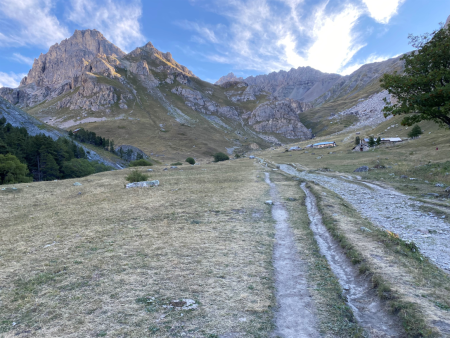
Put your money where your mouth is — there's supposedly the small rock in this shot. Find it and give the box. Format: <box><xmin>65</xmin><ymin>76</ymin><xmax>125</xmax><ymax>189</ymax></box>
<box><xmin>147</xmin><ymin>169</ymin><xmax>153</xmax><ymax>172</ymax></box>
<box><xmin>287</xmin><ymin>197</ymin><xmax>297</xmax><ymax>201</ymax></box>
<box><xmin>435</xmin><ymin>183</ymin><xmax>445</xmax><ymax>187</ymax></box>
<box><xmin>360</xmin><ymin>227</ymin><xmax>372</xmax><ymax>233</ymax></box>
<box><xmin>170</xmin><ymin>166</ymin><xmax>178</xmax><ymax>169</ymax></box>
<box><xmin>73</xmin><ymin>182</ymin><xmax>82</xmax><ymax>186</ymax></box>
<box><xmin>400</xmin><ymin>175</ymin><xmax>408</xmax><ymax>179</ymax></box>
<box><xmin>265</xmin><ymin>200</ymin><xmax>274</xmax><ymax>205</ymax></box>
<box><xmin>444</xmin><ymin>187</ymin><xmax>450</xmax><ymax>192</ymax></box>
<box><xmin>249</xmin><ymin>155</ymin><xmax>255</xmax><ymax>159</ymax></box>
<box><xmin>163</xmin><ymin>168</ymin><xmax>168</xmax><ymax>171</ymax></box>
<box><xmin>126</xmin><ymin>180</ymin><xmax>160</xmax><ymax>189</ymax></box>
<box><xmin>354</xmin><ymin>166</ymin><xmax>369</xmax><ymax>172</ymax></box>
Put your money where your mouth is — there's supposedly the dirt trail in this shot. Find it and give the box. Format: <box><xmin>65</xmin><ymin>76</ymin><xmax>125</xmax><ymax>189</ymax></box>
<box><xmin>279</xmin><ymin>164</ymin><xmax>450</xmax><ymax>273</ymax></box>
<box><xmin>301</xmin><ymin>183</ymin><xmax>402</xmax><ymax>337</ymax></box>
<box><xmin>265</xmin><ymin>173</ymin><xmax>321</xmax><ymax>338</ymax></box>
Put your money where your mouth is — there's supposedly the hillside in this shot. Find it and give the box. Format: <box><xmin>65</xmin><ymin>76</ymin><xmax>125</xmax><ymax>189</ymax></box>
<box><xmin>0</xmin><ymin>30</ymin><xmax>317</xmax><ymax>162</ymax></box>
<box><xmin>0</xmin><ymin>96</ymin><xmax>122</xmax><ymax>168</ymax></box>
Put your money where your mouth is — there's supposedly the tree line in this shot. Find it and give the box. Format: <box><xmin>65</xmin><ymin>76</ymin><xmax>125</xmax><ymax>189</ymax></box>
<box><xmin>0</xmin><ymin>117</ymin><xmax>111</xmax><ymax>185</ymax></box>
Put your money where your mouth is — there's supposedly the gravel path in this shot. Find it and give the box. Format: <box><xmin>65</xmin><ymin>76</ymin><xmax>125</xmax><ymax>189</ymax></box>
<box><xmin>279</xmin><ymin>165</ymin><xmax>450</xmax><ymax>273</ymax></box>
<box><xmin>265</xmin><ymin>173</ymin><xmax>320</xmax><ymax>338</ymax></box>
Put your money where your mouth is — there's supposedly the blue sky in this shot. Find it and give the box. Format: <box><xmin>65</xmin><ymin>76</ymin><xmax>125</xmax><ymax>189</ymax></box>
<box><xmin>0</xmin><ymin>0</ymin><xmax>449</xmax><ymax>87</ymax></box>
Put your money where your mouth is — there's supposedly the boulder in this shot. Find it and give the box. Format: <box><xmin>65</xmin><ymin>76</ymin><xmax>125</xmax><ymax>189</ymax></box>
<box><xmin>265</xmin><ymin>200</ymin><xmax>274</xmax><ymax>205</ymax></box>
<box><xmin>435</xmin><ymin>183</ymin><xmax>445</xmax><ymax>187</ymax></box>
<box><xmin>289</xmin><ymin>146</ymin><xmax>302</xmax><ymax>151</ymax></box>
<box><xmin>400</xmin><ymin>175</ymin><xmax>408</xmax><ymax>179</ymax></box>
<box><xmin>354</xmin><ymin>166</ymin><xmax>369</xmax><ymax>172</ymax></box>
<box><xmin>126</xmin><ymin>180</ymin><xmax>159</xmax><ymax>188</ymax></box>
<box><xmin>73</xmin><ymin>182</ymin><xmax>82</xmax><ymax>186</ymax></box>
<box><xmin>249</xmin><ymin>155</ymin><xmax>255</xmax><ymax>159</ymax></box>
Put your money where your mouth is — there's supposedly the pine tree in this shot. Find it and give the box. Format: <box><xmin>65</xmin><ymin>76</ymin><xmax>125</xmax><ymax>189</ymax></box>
<box><xmin>408</xmin><ymin>125</ymin><xmax>423</xmax><ymax>138</ymax></box>
<box><xmin>355</xmin><ymin>136</ymin><xmax>360</xmax><ymax>145</ymax></box>
<box><xmin>376</xmin><ymin>137</ymin><xmax>382</xmax><ymax>145</ymax></box>
<box><xmin>110</xmin><ymin>140</ymin><xmax>115</xmax><ymax>153</ymax></box>
<box><xmin>368</xmin><ymin>136</ymin><xmax>376</xmax><ymax>147</ymax></box>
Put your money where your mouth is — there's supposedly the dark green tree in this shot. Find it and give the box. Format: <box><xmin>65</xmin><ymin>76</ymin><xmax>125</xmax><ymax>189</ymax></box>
<box><xmin>376</xmin><ymin>136</ymin><xmax>382</xmax><ymax>145</ymax></box>
<box><xmin>355</xmin><ymin>136</ymin><xmax>361</xmax><ymax>145</ymax></box>
<box><xmin>0</xmin><ymin>154</ymin><xmax>32</xmax><ymax>184</ymax></box>
<box><xmin>368</xmin><ymin>136</ymin><xmax>376</xmax><ymax>148</ymax></box>
<box><xmin>213</xmin><ymin>152</ymin><xmax>229</xmax><ymax>162</ymax></box>
<box><xmin>408</xmin><ymin>124</ymin><xmax>423</xmax><ymax>138</ymax></box>
<box><xmin>110</xmin><ymin>140</ymin><xmax>115</xmax><ymax>153</ymax></box>
<box><xmin>186</xmin><ymin>157</ymin><xmax>195</xmax><ymax>165</ymax></box>
<box><xmin>61</xmin><ymin>158</ymin><xmax>95</xmax><ymax>178</ymax></box>
<box><xmin>380</xmin><ymin>24</ymin><xmax>450</xmax><ymax>128</ymax></box>
<box><xmin>40</xmin><ymin>152</ymin><xmax>60</xmax><ymax>180</ymax></box>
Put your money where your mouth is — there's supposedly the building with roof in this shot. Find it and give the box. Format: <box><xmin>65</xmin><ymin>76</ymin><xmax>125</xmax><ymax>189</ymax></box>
<box><xmin>312</xmin><ymin>141</ymin><xmax>336</xmax><ymax>149</ymax></box>
<box><xmin>381</xmin><ymin>137</ymin><xmax>402</xmax><ymax>144</ymax></box>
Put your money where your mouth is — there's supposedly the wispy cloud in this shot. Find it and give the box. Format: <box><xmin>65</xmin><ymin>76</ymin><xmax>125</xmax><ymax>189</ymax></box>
<box><xmin>11</xmin><ymin>53</ymin><xmax>35</xmax><ymax>65</ymax></box>
<box><xmin>179</xmin><ymin>0</ymin><xmax>401</xmax><ymax>75</ymax></box>
<box><xmin>362</xmin><ymin>0</ymin><xmax>405</xmax><ymax>24</ymax></box>
<box><xmin>0</xmin><ymin>72</ymin><xmax>27</xmax><ymax>88</ymax></box>
<box><xmin>0</xmin><ymin>0</ymin><xmax>69</xmax><ymax>47</ymax></box>
<box><xmin>67</xmin><ymin>0</ymin><xmax>146</xmax><ymax>52</ymax></box>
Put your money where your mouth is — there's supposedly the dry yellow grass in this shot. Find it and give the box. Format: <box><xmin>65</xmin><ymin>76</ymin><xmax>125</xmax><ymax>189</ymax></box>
<box><xmin>0</xmin><ymin>160</ymin><xmax>275</xmax><ymax>337</ymax></box>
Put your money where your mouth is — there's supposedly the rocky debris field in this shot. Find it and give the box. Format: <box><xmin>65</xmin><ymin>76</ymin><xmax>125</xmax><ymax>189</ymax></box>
<box><xmin>280</xmin><ymin>164</ymin><xmax>450</xmax><ymax>273</ymax></box>
<box><xmin>334</xmin><ymin>90</ymin><xmax>393</xmax><ymax>130</ymax></box>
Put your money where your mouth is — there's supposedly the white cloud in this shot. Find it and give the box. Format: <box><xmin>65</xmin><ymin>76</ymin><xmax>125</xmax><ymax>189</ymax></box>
<box><xmin>67</xmin><ymin>0</ymin><xmax>146</xmax><ymax>52</ymax></box>
<box><xmin>177</xmin><ymin>21</ymin><xmax>220</xmax><ymax>43</ymax></box>
<box><xmin>0</xmin><ymin>72</ymin><xmax>27</xmax><ymax>88</ymax></box>
<box><xmin>362</xmin><ymin>0</ymin><xmax>405</xmax><ymax>24</ymax></box>
<box><xmin>11</xmin><ymin>53</ymin><xmax>35</xmax><ymax>65</ymax></box>
<box><xmin>181</xmin><ymin>0</ymin><xmax>367</xmax><ymax>75</ymax></box>
<box><xmin>0</xmin><ymin>0</ymin><xmax>69</xmax><ymax>47</ymax></box>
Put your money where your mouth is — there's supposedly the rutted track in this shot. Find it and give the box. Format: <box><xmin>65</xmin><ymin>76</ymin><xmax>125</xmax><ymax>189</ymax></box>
<box><xmin>279</xmin><ymin>164</ymin><xmax>450</xmax><ymax>273</ymax></box>
<box><xmin>301</xmin><ymin>183</ymin><xmax>402</xmax><ymax>337</ymax></box>
<box><xmin>265</xmin><ymin>173</ymin><xmax>320</xmax><ymax>337</ymax></box>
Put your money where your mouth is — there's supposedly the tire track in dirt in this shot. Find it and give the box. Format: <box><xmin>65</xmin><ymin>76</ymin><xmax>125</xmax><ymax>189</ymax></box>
<box><xmin>301</xmin><ymin>183</ymin><xmax>402</xmax><ymax>337</ymax></box>
<box><xmin>265</xmin><ymin>173</ymin><xmax>321</xmax><ymax>338</ymax></box>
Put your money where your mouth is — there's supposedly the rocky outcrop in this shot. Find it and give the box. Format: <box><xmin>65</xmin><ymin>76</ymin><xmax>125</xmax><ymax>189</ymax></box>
<box><xmin>225</xmin><ymin>85</ymin><xmax>270</xmax><ymax>103</ymax></box>
<box><xmin>55</xmin><ymin>73</ymin><xmax>118</xmax><ymax>111</ymax></box>
<box><xmin>215</xmin><ymin>72</ymin><xmax>244</xmax><ymax>85</ymax></box>
<box><xmin>244</xmin><ymin>67</ymin><xmax>341</xmax><ymax>102</ymax></box>
<box><xmin>242</xmin><ymin>99</ymin><xmax>312</xmax><ymax>139</ymax></box>
<box><xmin>22</xmin><ymin>29</ymin><xmax>124</xmax><ymax>87</ymax></box>
<box><xmin>171</xmin><ymin>86</ymin><xmax>240</xmax><ymax>120</ymax></box>
<box><xmin>129</xmin><ymin>60</ymin><xmax>159</xmax><ymax>89</ymax></box>
<box><xmin>128</xmin><ymin>42</ymin><xmax>194</xmax><ymax>76</ymax></box>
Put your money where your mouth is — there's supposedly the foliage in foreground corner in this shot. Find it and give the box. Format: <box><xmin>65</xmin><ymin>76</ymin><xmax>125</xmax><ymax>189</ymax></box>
<box><xmin>125</xmin><ymin>170</ymin><xmax>149</xmax><ymax>183</ymax></box>
<box><xmin>381</xmin><ymin>24</ymin><xmax>450</xmax><ymax>128</ymax></box>
<box><xmin>213</xmin><ymin>152</ymin><xmax>229</xmax><ymax>162</ymax></box>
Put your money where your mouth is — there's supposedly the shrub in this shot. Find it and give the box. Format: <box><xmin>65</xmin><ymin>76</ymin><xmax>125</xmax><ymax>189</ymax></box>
<box><xmin>185</xmin><ymin>157</ymin><xmax>195</xmax><ymax>165</ymax></box>
<box><xmin>408</xmin><ymin>125</ymin><xmax>423</xmax><ymax>138</ymax></box>
<box><xmin>171</xmin><ymin>162</ymin><xmax>183</xmax><ymax>166</ymax></box>
<box><xmin>234</xmin><ymin>153</ymin><xmax>241</xmax><ymax>158</ymax></box>
<box><xmin>129</xmin><ymin>159</ymin><xmax>153</xmax><ymax>167</ymax></box>
<box><xmin>125</xmin><ymin>170</ymin><xmax>149</xmax><ymax>183</ymax></box>
<box><xmin>355</xmin><ymin>136</ymin><xmax>360</xmax><ymax>145</ymax></box>
<box><xmin>213</xmin><ymin>152</ymin><xmax>229</xmax><ymax>162</ymax></box>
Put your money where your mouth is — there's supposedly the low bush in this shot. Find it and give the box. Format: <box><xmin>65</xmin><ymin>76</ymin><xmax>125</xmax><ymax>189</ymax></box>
<box><xmin>125</xmin><ymin>170</ymin><xmax>149</xmax><ymax>183</ymax></box>
<box><xmin>171</xmin><ymin>162</ymin><xmax>183</xmax><ymax>166</ymax></box>
<box><xmin>185</xmin><ymin>157</ymin><xmax>195</xmax><ymax>165</ymax></box>
<box><xmin>129</xmin><ymin>159</ymin><xmax>153</xmax><ymax>167</ymax></box>
<box><xmin>213</xmin><ymin>152</ymin><xmax>229</xmax><ymax>162</ymax></box>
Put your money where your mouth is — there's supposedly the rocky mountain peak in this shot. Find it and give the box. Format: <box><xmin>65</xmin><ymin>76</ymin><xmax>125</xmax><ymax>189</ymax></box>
<box><xmin>20</xmin><ymin>29</ymin><xmax>124</xmax><ymax>88</ymax></box>
<box><xmin>215</xmin><ymin>72</ymin><xmax>244</xmax><ymax>85</ymax></box>
<box><xmin>446</xmin><ymin>15</ymin><xmax>450</xmax><ymax>28</ymax></box>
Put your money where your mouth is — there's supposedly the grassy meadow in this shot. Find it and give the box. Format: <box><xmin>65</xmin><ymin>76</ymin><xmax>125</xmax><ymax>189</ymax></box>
<box><xmin>0</xmin><ymin>160</ymin><xmax>277</xmax><ymax>337</ymax></box>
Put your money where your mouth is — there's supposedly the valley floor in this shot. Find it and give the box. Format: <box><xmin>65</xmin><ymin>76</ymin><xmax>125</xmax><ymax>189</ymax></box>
<box><xmin>1</xmin><ymin>158</ymin><xmax>450</xmax><ymax>337</ymax></box>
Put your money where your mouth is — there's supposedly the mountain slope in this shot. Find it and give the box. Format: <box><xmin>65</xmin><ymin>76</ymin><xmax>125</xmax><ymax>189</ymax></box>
<box><xmin>0</xmin><ymin>96</ymin><xmax>121</xmax><ymax>168</ymax></box>
<box><xmin>0</xmin><ymin>30</ymin><xmax>314</xmax><ymax>161</ymax></box>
